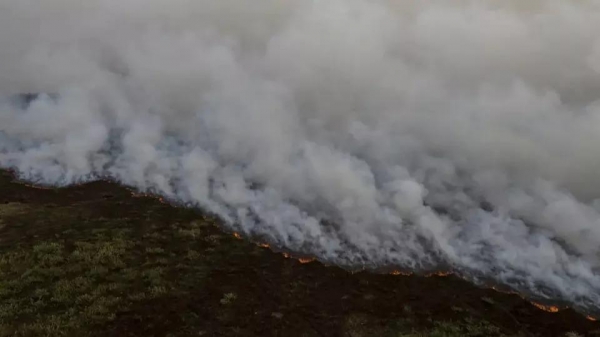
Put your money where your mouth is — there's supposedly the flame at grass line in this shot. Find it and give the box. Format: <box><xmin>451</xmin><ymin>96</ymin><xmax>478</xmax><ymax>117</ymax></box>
<box><xmin>228</xmin><ymin>229</ymin><xmax>594</xmax><ymax>319</ymax></box>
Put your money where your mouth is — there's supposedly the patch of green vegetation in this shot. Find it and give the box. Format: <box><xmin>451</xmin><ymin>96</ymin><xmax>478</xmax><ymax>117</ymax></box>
<box><xmin>344</xmin><ymin>314</ymin><xmax>383</xmax><ymax>337</ymax></box>
<box><xmin>564</xmin><ymin>332</ymin><xmax>584</xmax><ymax>337</ymax></box>
<box><xmin>0</xmin><ymin>231</ymin><xmax>177</xmax><ymax>336</ymax></box>
<box><xmin>0</xmin><ymin>202</ymin><xmax>28</xmax><ymax>217</ymax></box>
<box><xmin>0</xmin><ymin>199</ymin><xmax>219</xmax><ymax>337</ymax></box>
<box><xmin>0</xmin><ymin>203</ymin><xmax>27</xmax><ymax>231</ymax></box>
<box><xmin>220</xmin><ymin>292</ymin><xmax>238</xmax><ymax>306</ymax></box>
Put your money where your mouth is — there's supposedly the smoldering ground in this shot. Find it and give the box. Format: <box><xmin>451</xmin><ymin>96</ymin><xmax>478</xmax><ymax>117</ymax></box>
<box><xmin>1</xmin><ymin>0</ymin><xmax>600</xmax><ymax>315</ymax></box>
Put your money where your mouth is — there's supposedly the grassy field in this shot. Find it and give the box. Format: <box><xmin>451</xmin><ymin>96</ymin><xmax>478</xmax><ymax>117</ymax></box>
<box><xmin>0</xmin><ymin>170</ymin><xmax>598</xmax><ymax>337</ymax></box>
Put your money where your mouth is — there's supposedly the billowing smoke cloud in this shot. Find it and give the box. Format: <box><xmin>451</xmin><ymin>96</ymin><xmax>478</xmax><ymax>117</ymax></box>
<box><xmin>1</xmin><ymin>0</ymin><xmax>600</xmax><ymax>314</ymax></box>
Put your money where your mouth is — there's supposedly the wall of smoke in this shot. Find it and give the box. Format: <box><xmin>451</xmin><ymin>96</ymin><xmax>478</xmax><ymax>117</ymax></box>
<box><xmin>1</xmin><ymin>0</ymin><xmax>600</xmax><ymax>313</ymax></box>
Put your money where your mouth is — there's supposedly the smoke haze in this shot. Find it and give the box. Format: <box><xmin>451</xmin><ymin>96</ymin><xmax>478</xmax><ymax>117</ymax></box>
<box><xmin>1</xmin><ymin>0</ymin><xmax>600</xmax><ymax>314</ymax></box>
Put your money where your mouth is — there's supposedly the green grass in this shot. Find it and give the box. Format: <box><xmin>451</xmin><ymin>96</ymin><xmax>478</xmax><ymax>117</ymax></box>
<box><xmin>0</xmin><ymin>200</ymin><xmax>216</xmax><ymax>337</ymax></box>
<box><xmin>0</xmin><ymin>229</ymin><xmax>176</xmax><ymax>336</ymax></box>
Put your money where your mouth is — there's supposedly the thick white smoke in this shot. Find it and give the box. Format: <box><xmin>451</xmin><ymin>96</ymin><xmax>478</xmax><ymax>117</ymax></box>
<box><xmin>1</xmin><ymin>0</ymin><xmax>600</xmax><ymax>314</ymax></box>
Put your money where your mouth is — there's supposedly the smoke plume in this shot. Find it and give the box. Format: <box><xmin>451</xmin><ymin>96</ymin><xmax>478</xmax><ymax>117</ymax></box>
<box><xmin>1</xmin><ymin>0</ymin><xmax>600</xmax><ymax>314</ymax></box>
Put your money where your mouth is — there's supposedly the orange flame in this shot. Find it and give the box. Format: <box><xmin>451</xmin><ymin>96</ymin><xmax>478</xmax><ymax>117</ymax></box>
<box><xmin>389</xmin><ymin>271</ymin><xmax>578</xmax><ymax>317</ymax></box>
<box><xmin>282</xmin><ymin>252</ymin><xmax>291</xmax><ymax>258</ymax></box>
<box><xmin>298</xmin><ymin>258</ymin><xmax>316</xmax><ymax>264</ymax></box>
<box><xmin>586</xmin><ymin>315</ymin><xmax>597</xmax><ymax>321</ymax></box>
<box><xmin>258</xmin><ymin>243</ymin><xmax>270</xmax><ymax>248</ymax></box>
<box><xmin>531</xmin><ymin>302</ymin><xmax>560</xmax><ymax>313</ymax></box>
<box><xmin>426</xmin><ymin>271</ymin><xmax>453</xmax><ymax>277</ymax></box>
<box><xmin>233</xmin><ymin>232</ymin><xmax>242</xmax><ymax>239</ymax></box>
